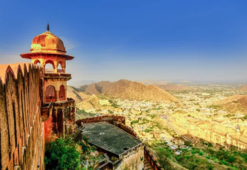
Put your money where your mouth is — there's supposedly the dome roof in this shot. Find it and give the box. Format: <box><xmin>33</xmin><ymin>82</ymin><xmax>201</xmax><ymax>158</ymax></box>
<box><xmin>30</xmin><ymin>31</ymin><xmax>66</xmax><ymax>54</ymax></box>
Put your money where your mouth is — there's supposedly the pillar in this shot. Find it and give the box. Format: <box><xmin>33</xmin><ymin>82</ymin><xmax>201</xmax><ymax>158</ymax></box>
<box><xmin>62</xmin><ymin>67</ymin><xmax>65</xmax><ymax>73</ymax></box>
<box><xmin>64</xmin><ymin>108</ymin><xmax>67</xmax><ymax>135</ymax></box>
<box><xmin>62</xmin><ymin>108</ymin><xmax>65</xmax><ymax>138</ymax></box>
<box><xmin>54</xmin><ymin>61</ymin><xmax>58</xmax><ymax>73</ymax></box>
<box><xmin>56</xmin><ymin>90</ymin><xmax>59</xmax><ymax>102</ymax></box>
<box><xmin>52</xmin><ymin>109</ymin><xmax>58</xmax><ymax>134</ymax></box>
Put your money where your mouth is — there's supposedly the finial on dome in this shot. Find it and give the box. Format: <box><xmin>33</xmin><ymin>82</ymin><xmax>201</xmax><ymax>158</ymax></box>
<box><xmin>47</xmin><ymin>22</ymin><xmax>50</xmax><ymax>31</ymax></box>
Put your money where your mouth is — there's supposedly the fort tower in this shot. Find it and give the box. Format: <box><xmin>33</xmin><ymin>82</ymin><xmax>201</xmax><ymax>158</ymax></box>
<box><xmin>20</xmin><ymin>23</ymin><xmax>76</xmax><ymax>140</ymax></box>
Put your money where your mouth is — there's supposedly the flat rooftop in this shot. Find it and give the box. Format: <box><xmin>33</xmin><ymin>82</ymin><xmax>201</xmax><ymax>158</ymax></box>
<box><xmin>81</xmin><ymin>122</ymin><xmax>142</xmax><ymax>156</ymax></box>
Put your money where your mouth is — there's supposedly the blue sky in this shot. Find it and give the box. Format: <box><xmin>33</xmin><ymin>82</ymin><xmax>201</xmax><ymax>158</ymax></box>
<box><xmin>0</xmin><ymin>0</ymin><xmax>247</xmax><ymax>85</ymax></box>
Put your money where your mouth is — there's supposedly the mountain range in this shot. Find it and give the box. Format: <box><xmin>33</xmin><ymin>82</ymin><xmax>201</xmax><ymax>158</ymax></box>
<box><xmin>77</xmin><ymin>79</ymin><xmax>179</xmax><ymax>103</ymax></box>
<box><xmin>156</xmin><ymin>84</ymin><xmax>193</xmax><ymax>91</ymax></box>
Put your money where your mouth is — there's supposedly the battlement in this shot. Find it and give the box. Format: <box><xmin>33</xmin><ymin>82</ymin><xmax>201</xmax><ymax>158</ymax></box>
<box><xmin>0</xmin><ymin>63</ymin><xmax>44</xmax><ymax>170</ymax></box>
<box><xmin>0</xmin><ymin>63</ymin><xmax>38</xmax><ymax>84</ymax></box>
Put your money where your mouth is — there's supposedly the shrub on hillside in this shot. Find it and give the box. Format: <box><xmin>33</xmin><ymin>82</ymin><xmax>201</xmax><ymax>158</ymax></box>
<box><xmin>45</xmin><ymin>137</ymin><xmax>81</xmax><ymax>170</ymax></box>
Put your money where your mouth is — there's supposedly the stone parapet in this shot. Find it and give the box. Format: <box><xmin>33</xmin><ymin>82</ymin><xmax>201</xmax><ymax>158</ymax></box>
<box><xmin>144</xmin><ymin>146</ymin><xmax>164</xmax><ymax>170</ymax></box>
<box><xmin>76</xmin><ymin>115</ymin><xmax>125</xmax><ymax>125</ymax></box>
<box><xmin>77</xmin><ymin>115</ymin><xmax>164</xmax><ymax>170</ymax></box>
<box><xmin>0</xmin><ymin>63</ymin><xmax>45</xmax><ymax>170</ymax></box>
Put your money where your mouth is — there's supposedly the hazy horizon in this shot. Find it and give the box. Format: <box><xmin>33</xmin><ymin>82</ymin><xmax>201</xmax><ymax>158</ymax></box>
<box><xmin>1</xmin><ymin>1</ymin><xmax>247</xmax><ymax>84</ymax></box>
<box><xmin>70</xmin><ymin>79</ymin><xmax>247</xmax><ymax>87</ymax></box>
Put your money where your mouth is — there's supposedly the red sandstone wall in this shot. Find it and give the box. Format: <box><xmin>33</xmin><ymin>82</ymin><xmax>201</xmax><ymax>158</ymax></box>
<box><xmin>44</xmin><ymin>116</ymin><xmax>53</xmax><ymax>141</ymax></box>
<box><xmin>0</xmin><ymin>63</ymin><xmax>44</xmax><ymax>170</ymax></box>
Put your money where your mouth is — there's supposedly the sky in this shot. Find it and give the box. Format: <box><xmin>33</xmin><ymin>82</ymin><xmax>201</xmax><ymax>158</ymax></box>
<box><xmin>0</xmin><ymin>0</ymin><xmax>247</xmax><ymax>85</ymax></box>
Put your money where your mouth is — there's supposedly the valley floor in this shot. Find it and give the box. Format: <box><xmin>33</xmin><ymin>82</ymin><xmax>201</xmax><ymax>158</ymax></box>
<box><xmin>75</xmin><ymin>84</ymin><xmax>247</xmax><ymax>169</ymax></box>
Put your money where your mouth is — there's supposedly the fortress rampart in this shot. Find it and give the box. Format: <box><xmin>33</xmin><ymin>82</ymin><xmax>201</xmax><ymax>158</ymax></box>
<box><xmin>169</xmin><ymin>116</ymin><xmax>247</xmax><ymax>150</ymax></box>
<box><xmin>144</xmin><ymin>147</ymin><xmax>164</xmax><ymax>170</ymax></box>
<box><xmin>0</xmin><ymin>63</ymin><xmax>45</xmax><ymax>170</ymax></box>
<box><xmin>76</xmin><ymin>115</ymin><xmax>126</xmax><ymax>125</ymax></box>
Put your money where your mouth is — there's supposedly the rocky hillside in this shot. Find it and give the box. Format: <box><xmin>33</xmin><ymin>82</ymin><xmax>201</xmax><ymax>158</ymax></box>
<box><xmin>79</xmin><ymin>79</ymin><xmax>179</xmax><ymax>103</ymax></box>
<box><xmin>67</xmin><ymin>86</ymin><xmax>119</xmax><ymax>111</ymax></box>
<box><xmin>213</xmin><ymin>95</ymin><xmax>247</xmax><ymax>114</ymax></box>
<box><xmin>239</xmin><ymin>85</ymin><xmax>247</xmax><ymax>91</ymax></box>
<box><xmin>67</xmin><ymin>86</ymin><xmax>90</xmax><ymax>104</ymax></box>
<box><xmin>76</xmin><ymin>94</ymin><xmax>101</xmax><ymax>110</ymax></box>
<box><xmin>156</xmin><ymin>84</ymin><xmax>193</xmax><ymax>91</ymax></box>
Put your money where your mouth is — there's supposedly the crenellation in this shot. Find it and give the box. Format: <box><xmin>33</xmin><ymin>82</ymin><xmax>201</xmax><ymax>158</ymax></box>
<box><xmin>0</xmin><ymin>63</ymin><xmax>45</xmax><ymax>170</ymax></box>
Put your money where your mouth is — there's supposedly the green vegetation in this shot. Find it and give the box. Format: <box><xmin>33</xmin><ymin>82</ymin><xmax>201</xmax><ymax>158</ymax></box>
<box><xmin>208</xmin><ymin>105</ymin><xmax>221</xmax><ymax>110</ymax></box>
<box><xmin>144</xmin><ymin>128</ymin><xmax>153</xmax><ymax>133</ymax></box>
<box><xmin>152</xmin><ymin>106</ymin><xmax>163</xmax><ymax>110</ymax></box>
<box><xmin>77</xmin><ymin>109</ymin><xmax>98</xmax><ymax>118</ymax></box>
<box><xmin>139</xmin><ymin>118</ymin><xmax>150</xmax><ymax>124</ymax></box>
<box><xmin>146</xmin><ymin>114</ymin><xmax>157</xmax><ymax>119</ymax></box>
<box><xmin>184</xmin><ymin>141</ymin><xmax>192</xmax><ymax>146</ymax></box>
<box><xmin>242</xmin><ymin>115</ymin><xmax>247</xmax><ymax>120</ymax></box>
<box><xmin>45</xmin><ymin>137</ymin><xmax>81</xmax><ymax>170</ymax></box>
<box><xmin>45</xmin><ymin>134</ymin><xmax>104</xmax><ymax>170</ymax></box>
<box><xmin>131</xmin><ymin>120</ymin><xmax>139</xmax><ymax>125</ymax></box>
<box><xmin>175</xmin><ymin>109</ymin><xmax>187</xmax><ymax>114</ymax></box>
<box><xmin>224</xmin><ymin>114</ymin><xmax>232</xmax><ymax>118</ymax></box>
<box><xmin>149</xmin><ymin>139</ymin><xmax>247</xmax><ymax>170</ymax></box>
<box><xmin>111</xmin><ymin>100</ymin><xmax>120</xmax><ymax>108</ymax></box>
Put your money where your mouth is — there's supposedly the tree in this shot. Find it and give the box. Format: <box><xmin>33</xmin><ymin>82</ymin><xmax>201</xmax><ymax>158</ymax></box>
<box><xmin>45</xmin><ymin>137</ymin><xmax>81</xmax><ymax>170</ymax></box>
<box><xmin>228</xmin><ymin>156</ymin><xmax>236</xmax><ymax>163</ymax></box>
<box><xmin>157</xmin><ymin>150</ymin><xmax>170</xmax><ymax>169</ymax></box>
<box><xmin>185</xmin><ymin>141</ymin><xmax>192</xmax><ymax>146</ymax></box>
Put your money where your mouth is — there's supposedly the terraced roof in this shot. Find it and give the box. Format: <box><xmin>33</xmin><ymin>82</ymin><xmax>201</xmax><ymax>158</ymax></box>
<box><xmin>81</xmin><ymin>122</ymin><xmax>142</xmax><ymax>156</ymax></box>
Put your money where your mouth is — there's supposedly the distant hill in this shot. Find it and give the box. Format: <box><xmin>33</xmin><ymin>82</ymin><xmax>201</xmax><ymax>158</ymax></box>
<box><xmin>140</xmin><ymin>79</ymin><xmax>169</xmax><ymax>85</ymax></box>
<box><xmin>67</xmin><ymin>86</ymin><xmax>90</xmax><ymax>104</ymax></box>
<box><xmin>79</xmin><ymin>79</ymin><xmax>179</xmax><ymax>103</ymax></box>
<box><xmin>239</xmin><ymin>85</ymin><xmax>247</xmax><ymax>91</ymax></box>
<box><xmin>76</xmin><ymin>94</ymin><xmax>101</xmax><ymax>110</ymax></box>
<box><xmin>156</xmin><ymin>84</ymin><xmax>193</xmax><ymax>91</ymax></box>
<box><xmin>213</xmin><ymin>95</ymin><xmax>247</xmax><ymax>114</ymax></box>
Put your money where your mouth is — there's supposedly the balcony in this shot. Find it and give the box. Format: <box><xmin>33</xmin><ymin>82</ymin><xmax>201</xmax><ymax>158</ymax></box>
<box><xmin>43</xmin><ymin>72</ymin><xmax>71</xmax><ymax>80</ymax></box>
<box><xmin>45</xmin><ymin>69</ymin><xmax>65</xmax><ymax>73</ymax></box>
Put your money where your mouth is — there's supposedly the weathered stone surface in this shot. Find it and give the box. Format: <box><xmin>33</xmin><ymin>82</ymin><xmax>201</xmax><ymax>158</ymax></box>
<box><xmin>0</xmin><ymin>63</ymin><xmax>45</xmax><ymax>170</ymax></box>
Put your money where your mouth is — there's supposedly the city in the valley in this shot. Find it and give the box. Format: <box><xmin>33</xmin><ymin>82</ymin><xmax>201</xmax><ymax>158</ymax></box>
<box><xmin>1</xmin><ymin>1</ymin><xmax>247</xmax><ymax>170</ymax></box>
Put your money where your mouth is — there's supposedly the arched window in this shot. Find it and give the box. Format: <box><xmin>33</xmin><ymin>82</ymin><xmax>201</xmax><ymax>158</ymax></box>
<box><xmin>59</xmin><ymin>85</ymin><xmax>65</xmax><ymax>101</ymax></box>
<box><xmin>34</xmin><ymin>60</ymin><xmax>41</xmax><ymax>66</ymax></box>
<box><xmin>46</xmin><ymin>85</ymin><xmax>56</xmax><ymax>102</ymax></box>
<box><xmin>45</xmin><ymin>60</ymin><xmax>55</xmax><ymax>73</ymax></box>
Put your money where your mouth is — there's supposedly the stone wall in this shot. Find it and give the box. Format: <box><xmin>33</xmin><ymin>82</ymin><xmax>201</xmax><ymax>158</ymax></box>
<box><xmin>0</xmin><ymin>63</ymin><xmax>44</xmax><ymax>170</ymax></box>
<box><xmin>42</xmin><ymin>98</ymin><xmax>76</xmax><ymax>141</ymax></box>
<box><xmin>169</xmin><ymin>118</ymin><xmax>247</xmax><ymax>150</ymax></box>
<box><xmin>144</xmin><ymin>147</ymin><xmax>164</xmax><ymax>170</ymax></box>
<box><xmin>113</xmin><ymin>122</ymin><xmax>164</xmax><ymax>170</ymax></box>
<box><xmin>76</xmin><ymin>115</ymin><xmax>125</xmax><ymax>125</ymax></box>
<box><xmin>115</xmin><ymin>122</ymin><xmax>139</xmax><ymax>139</ymax></box>
<box><xmin>120</xmin><ymin>145</ymin><xmax>144</xmax><ymax>170</ymax></box>
<box><xmin>77</xmin><ymin>116</ymin><xmax>162</xmax><ymax>170</ymax></box>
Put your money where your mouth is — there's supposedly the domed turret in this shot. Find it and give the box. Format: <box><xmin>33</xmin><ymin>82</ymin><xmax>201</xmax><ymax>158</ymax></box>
<box><xmin>20</xmin><ymin>23</ymin><xmax>74</xmax><ymax>60</ymax></box>
<box><xmin>30</xmin><ymin>30</ymin><xmax>66</xmax><ymax>54</ymax></box>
